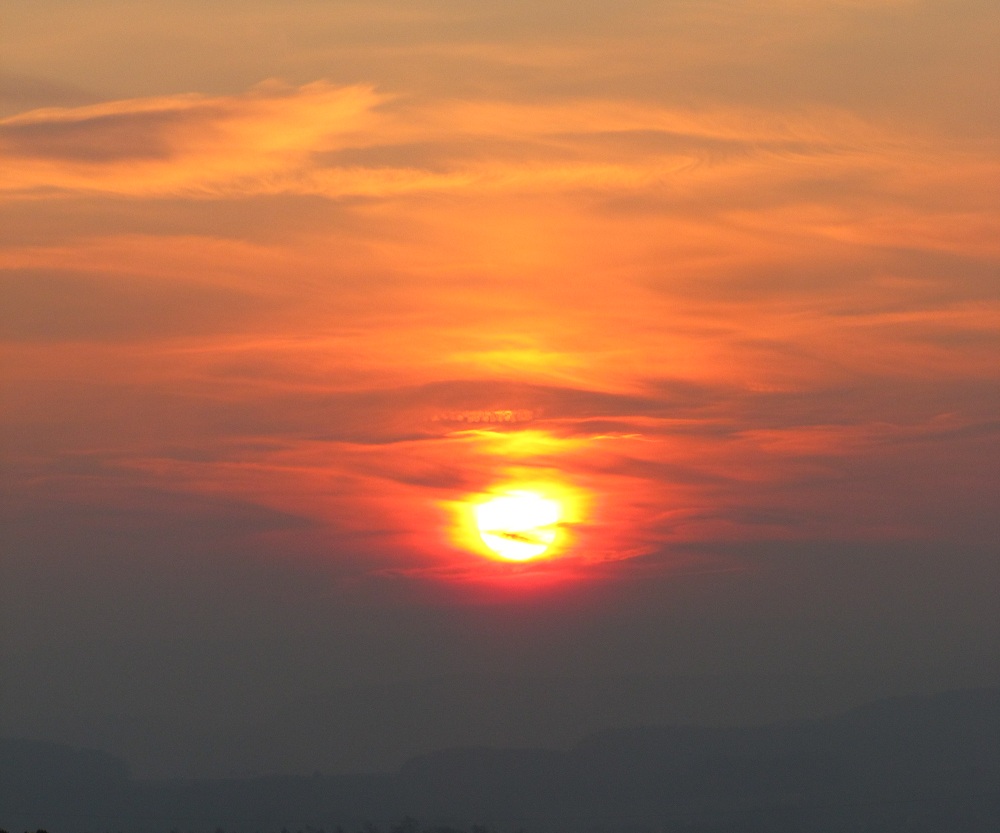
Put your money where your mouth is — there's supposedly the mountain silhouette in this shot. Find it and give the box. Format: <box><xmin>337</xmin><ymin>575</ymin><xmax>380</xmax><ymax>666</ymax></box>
<box><xmin>2</xmin><ymin>687</ymin><xmax>998</xmax><ymax>832</ymax></box>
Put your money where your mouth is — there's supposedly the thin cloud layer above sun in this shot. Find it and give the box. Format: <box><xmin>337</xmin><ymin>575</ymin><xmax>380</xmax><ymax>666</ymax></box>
<box><xmin>4</xmin><ymin>79</ymin><xmax>998</xmax><ymax>215</ymax></box>
<box><xmin>0</xmin><ymin>82</ymin><xmax>387</xmax><ymax>196</ymax></box>
<box><xmin>2</xmin><ymin>0</ymin><xmax>999</xmax><ymax>592</ymax></box>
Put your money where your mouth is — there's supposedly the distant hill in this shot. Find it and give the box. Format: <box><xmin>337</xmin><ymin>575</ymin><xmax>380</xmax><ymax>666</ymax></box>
<box><xmin>397</xmin><ymin>687</ymin><xmax>1000</xmax><ymax>831</ymax></box>
<box><xmin>10</xmin><ymin>662</ymin><xmax>964</xmax><ymax>779</ymax></box>
<box><xmin>2</xmin><ymin>687</ymin><xmax>998</xmax><ymax>832</ymax></box>
<box><xmin>0</xmin><ymin>738</ymin><xmax>131</xmax><ymax>830</ymax></box>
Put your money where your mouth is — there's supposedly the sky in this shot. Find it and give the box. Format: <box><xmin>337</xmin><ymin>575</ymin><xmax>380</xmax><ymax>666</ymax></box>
<box><xmin>2</xmin><ymin>0</ymin><xmax>999</xmax><ymax>779</ymax></box>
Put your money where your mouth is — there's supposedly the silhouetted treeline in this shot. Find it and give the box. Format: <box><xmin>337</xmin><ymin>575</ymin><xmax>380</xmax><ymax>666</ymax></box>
<box><xmin>2</xmin><ymin>688</ymin><xmax>999</xmax><ymax>832</ymax></box>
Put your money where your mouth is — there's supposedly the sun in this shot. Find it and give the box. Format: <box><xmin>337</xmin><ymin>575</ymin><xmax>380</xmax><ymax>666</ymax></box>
<box><xmin>474</xmin><ymin>490</ymin><xmax>562</xmax><ymax>561</ymax></box>
<box><xmin>449</xmin><ymin>479</ymin><xmax>584</xmax><ymax>566</ymax></box>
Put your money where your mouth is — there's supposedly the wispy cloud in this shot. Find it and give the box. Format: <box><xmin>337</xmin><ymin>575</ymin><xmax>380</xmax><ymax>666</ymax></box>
<box><xmin>5</xmin><ymin>79</ymin><xmax>994</xmax><ymax>210</ymax></box>
<box><xmin>0</xmin><ymin>82</ymin><xmax>384</xmax><ymax>196</ymax></box>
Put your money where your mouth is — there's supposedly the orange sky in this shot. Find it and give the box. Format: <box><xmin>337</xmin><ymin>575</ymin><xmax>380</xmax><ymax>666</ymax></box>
<box><xmin>1</xmin><ymin>0</ymin><xmax>999</xmax><ymax>775</ymax></box>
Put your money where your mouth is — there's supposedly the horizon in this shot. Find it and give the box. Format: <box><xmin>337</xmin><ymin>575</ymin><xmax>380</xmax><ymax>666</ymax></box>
<box><xmin>6</xmin><ymin>681</ymin><xmax>1000</xmax><ymax>776</ymax></box>
<box><xmin>4</xmin><ymin>685</ymin><xmax>1000</xmax><ymax>831</ymax></box>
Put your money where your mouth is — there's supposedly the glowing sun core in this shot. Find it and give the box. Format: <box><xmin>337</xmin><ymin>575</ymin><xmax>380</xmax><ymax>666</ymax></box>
<box><xmin>474</xmin><ymin>490</ymin><xmax>562</xmax><ymax>561</ymax></box>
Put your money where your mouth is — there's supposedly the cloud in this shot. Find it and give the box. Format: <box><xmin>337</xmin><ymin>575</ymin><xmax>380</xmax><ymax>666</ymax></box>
<box><xmin>0</xmin><ymin>268</ymin><xmax>273</xmax><ymax>341</ymax></box>
<box><xmin>4</xmin><ymin>77</ymin><xmax>992</xmax><ymax>212</ymax></box>
<box><xmin>0</xmin><ymin>81</ymin><xmax>385</xmax><ymax>196</ymax></box>
<box><xmin>0</xmin><ymin>72</ymin><xmax>97</xmax><ymax>115</ymax></box>
<box><xmin>10</xmin><ymin>366</ymin><xmax>995</xmax><ymax>574</ymax></box>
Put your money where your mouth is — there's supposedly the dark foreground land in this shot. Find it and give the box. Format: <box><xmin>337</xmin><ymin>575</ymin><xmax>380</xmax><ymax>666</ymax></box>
<box><xmin>2</xmin><ymin>687</ymin><xmax>998</xmax><ymax>833</ymax></box>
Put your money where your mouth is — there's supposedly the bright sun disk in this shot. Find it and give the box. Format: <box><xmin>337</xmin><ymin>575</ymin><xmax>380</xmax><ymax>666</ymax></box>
<box><xmin>474</xmin><ymin>490</ymin><xmax>562</xmax><ymax>561</ymax></box>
